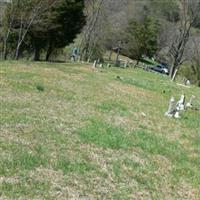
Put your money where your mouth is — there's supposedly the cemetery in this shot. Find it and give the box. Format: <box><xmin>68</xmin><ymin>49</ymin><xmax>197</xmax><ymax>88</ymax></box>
<box><xmin>0</xmin><ymin>0</ymin><xmax>200</xmax><ymax>199</ymax></box>
<box><xmin>0</xmin><ymin>60</ymin><xmax>200</xmax><ymax>199</ymax></box>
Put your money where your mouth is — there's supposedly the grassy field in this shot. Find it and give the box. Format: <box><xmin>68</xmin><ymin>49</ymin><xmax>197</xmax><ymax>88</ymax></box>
<box><xmin>0</xmin><ymin>61</ymin><xmax>200</xmax><ymax>199</ymax></box>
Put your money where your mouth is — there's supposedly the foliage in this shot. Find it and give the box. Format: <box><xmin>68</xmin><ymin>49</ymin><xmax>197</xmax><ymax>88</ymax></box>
<box><xmin>0</xmin><ymin>0</ymin><xmax>86</xmax><ymax>60</ymax></box>
<box><xmin>36</xmin><ymin>84</ymin><xmax>45</xmax><ymax>92</ymax></box>
<box><xmin>123</xmin><ymin>16</ymin><xmax>160</xmax><ymax>63</ymax></box>
<box><xmin>149</xmin><ymin>0</ymin><xmax>180</xmax><ymax>22</ymax></box>
<box><xmin>33</xmin><ymin>0</ymin><xmax>86</xmax><ymax>61</ymax></box>
<box><xmin>0</xmin><ymin>0</ymin><xmax>200</xmax><ymax>84</ymax></box>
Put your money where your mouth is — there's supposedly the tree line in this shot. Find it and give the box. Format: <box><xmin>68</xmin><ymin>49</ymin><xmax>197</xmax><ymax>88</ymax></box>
<box><xmin>78</xmin><ymin>0</ymin><xmax>200</xmax><ymax>83</ymax></box>
<box><xmin>0</xmin><ymin>0</ymin><xmax>85</xmax><ymax>61</ymax></box>
<box><xmin>0</xmin><ymin>0</ymin><xmax>200</xmax><ymax>85</ymax></box>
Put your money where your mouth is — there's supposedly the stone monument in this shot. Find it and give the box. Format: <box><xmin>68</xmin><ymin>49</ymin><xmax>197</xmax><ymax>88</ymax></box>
<box><xmin>165</xmin><ymin>97</ymin><xmax>176</xmax><ymax>117</ymax></box>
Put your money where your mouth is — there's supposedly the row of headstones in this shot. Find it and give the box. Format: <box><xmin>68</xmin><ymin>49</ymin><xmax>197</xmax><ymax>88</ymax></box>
<box><xmin>92</xmin><ymin>60</ymin><xmax>131</xmax><ymax>69</ymax></box>
<box><xmin>92</xmin><ymin>60</ymin><xmax>111</xmax><ymax>68</ymax></box>
<box><xmin>165</xmin><ymin>95</ymin><xmax>196</xmax><ymax>118</ymax></box>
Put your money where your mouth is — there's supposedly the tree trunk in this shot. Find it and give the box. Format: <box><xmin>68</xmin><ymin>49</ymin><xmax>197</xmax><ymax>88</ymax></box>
<box><xmin>197</xmin><ymin>80</ymin><xmax>200</xmax><ymax>87</ymax></box>
<box><xmin>170</xmin><ymin>65</ymin><xmax>176</xmax><ymax>78</ymax></box>
<box><xmin>15</xmin><ymin>43</ymin><xmax>21</xmax><ymax>60</ymax></box>
<box><xmin>81</xmin><ymin>0</ymin><xmax>104</xmax><ymax>62</ymax></box>
<box><xmin>34</xmin><ymin>47</ymin><xmax>40</xmax><ymax>61</ymax></box>
<box><xmin>83</xmin><ymin>43</ymin><xmax>89</xmax><ymax>61</ymax></box>
<box><xmin>46</xmin><ymin>42</ymin><xmax>53</xmax><ymax>61</ymax></box>
<box><xmin>3</xmin><ymin>2</ymin><xmax>15</xmax><ymax>60</ymax></box>
<box><xmin>115</xmin><ymin>47</ymin><xmax>120</xmax><ymax>65</ymax></box>
<box><xmin>197</xmin><ymin>69</ymin><xmax>200</xmax><ymax>87</ymax></box>
<box><xmin>15</xmin><ymin>16</ymin><xmax>23</xmax><ymax>60</ymax></box>
<box><xmin>3</xmin><ymin>41</ymin><xmax>8</xmax><ymax>60</ymax></box>
<box><xmin>171</xmin><ymin>69</ymin><xmax>178</xmax><ymax>82</ymax></box>
<box><xmin>108</xmin><ymin>50</ymin><xmax>112</xmax><ymax>61</ymax></box>
<box><xmin>170</xmin><ymin>60</ymin><xmax>179</xmax><ymax>79</ymax></box>
<box><xmin>3</xmin><ymin>31</ymin><xmax>11</xmax><ymax>60</ymax></box>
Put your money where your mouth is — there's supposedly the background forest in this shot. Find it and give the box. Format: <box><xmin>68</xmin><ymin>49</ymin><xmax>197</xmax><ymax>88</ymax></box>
<box><xmin>0</xmin><ymin>0</ymin><xmax>200</xmax><ymax>85</ymax></box>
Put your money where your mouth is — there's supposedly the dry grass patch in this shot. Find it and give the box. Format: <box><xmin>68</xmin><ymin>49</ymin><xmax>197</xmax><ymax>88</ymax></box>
<box><xmin>0</xmin><ymin>61</ymin><xmax>200</xmax><ymax>199</ymax></box>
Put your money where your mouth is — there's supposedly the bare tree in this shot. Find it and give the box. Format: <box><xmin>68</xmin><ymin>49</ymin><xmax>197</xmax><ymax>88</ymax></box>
<box><xmin>13</xmin><ymin>0</ymin><xmax>58</xmax><ymax>60</ymax></box>
<box><xmin>168</xmin><ymin>0</ymin><xmax>200</xmax><ymax>78</ymax></box>
<box><xmin>0</xmin><ymin>0</ymin><xmax>15</xmax><ymax>59</ymax></box>
<box><xmin>3</xmin><ymin>2</ymin><xmax>16</xmax><ymax>60</ymax></box>
<box><xmin>80</xmin><ymin>0</ymin><xmax>105</xmax><ymax>61</ymax></box>
<box><xmin>80</xmin><ymin>0</ymin><xmax>145</xmax><ymax>62</ymax></box>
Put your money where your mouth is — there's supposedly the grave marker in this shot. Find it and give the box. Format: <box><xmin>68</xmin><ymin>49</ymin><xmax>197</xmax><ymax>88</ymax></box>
<box><xmin>93</xmin><ymin>60</ymin><xmax>97</xmax><ymax>68</ymax></box>
<box><xmin>176</xmin><ymin>94</ymin><xmax>185</xmax><ymax>111</ymax></box>
<box><xmin>165</xmin><ymin>97</ymin><xmax>176</xmax><ymax>117</ymax></box>
<box><xmin>186</xmin><ymin>95</ymin><xmax>196</xmax><ymax>108</ymax></box>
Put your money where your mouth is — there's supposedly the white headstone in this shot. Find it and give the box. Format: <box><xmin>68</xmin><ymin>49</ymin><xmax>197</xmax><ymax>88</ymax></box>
<box><xmin>174</xmin><ymin>111</ymin><xmax>181</xmax><ymax>118</ymax></box>
<box><xmin>186</xmin><ymin>95</ymin><xmax>196</xmax><ymax>108</ymax></box>
<box><xmin>93</xmin><ymin>60</ymin><xmax>97</xmax><ymax>68</ymax></box>
<box><xmin>173</xmin><ymin>94</ymin><xmax>185</xmax><ymax>118</ymax></box>
<box><xmin>165</xmin><ymin>97</ymin><xmax>176</xmax><ymax>117</ymax></box>
<box><xmin>186</xmin><ymin>80</ymin><xmax>191</xmax><ymax>86</ymax></box>
<box><xmin>176</xmin><ymin>94</ymin><xmax>185</xmax><ymax>111</ymax></box>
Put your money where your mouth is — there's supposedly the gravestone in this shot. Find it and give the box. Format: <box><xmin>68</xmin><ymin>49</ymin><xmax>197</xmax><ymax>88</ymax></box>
<box><xmin>186</xmin><ymin>95</ymin><xmax>196</xmax><ymax>108</ymax></box>
<box><xmin>165</xmin><ymin>97</ymin><xmax>176</xmax><ymax>117</ymax></box>
<box><xmin>93</xmin><ymin>60</ymin><xmax>97</xmax><ymax>68</ymax></box>
<box><xmin>186</xmin><ymin>80</ymin><xmax>191</xmax><ymax>86</ymax></box>
<box><xmin>174</xmin><ymin>109</ymin><xmax>181</xmax><ymax>118</ymax></box>
<box><xmin>174</xmin><ymin>94</ymin><xmax>185</xmax><ymax>118</ymax></box>
<box><xmin>176</xmin><ymin>94</ymin><xmax>185</xmax><ymax>111</ymax></box>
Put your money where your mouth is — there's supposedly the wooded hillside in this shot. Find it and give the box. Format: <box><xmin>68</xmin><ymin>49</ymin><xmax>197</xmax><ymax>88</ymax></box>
<box><xmin>0</xmin><ymin>0</ymin><xmax>200</xmax><ymax>84</ymax></box>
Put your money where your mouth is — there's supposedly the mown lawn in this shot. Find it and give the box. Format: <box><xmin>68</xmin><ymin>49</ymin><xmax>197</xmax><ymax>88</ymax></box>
<box><xmin>0</xmin><ymin>61</ymin><xmax>200</xmax><ymax>199</ymax></box>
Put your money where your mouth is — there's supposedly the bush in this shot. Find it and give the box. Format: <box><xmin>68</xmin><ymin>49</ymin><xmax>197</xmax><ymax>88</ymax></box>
<box><xmin>36</xmin><ymin>84</ymin><xmax>44</xmax><ymax>92</ymax></box>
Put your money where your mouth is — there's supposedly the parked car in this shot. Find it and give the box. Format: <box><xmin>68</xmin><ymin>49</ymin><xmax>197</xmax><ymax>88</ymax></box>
<box><xmin>150</xmin><ymin>64</ymin><xmax>169</xmax><ymax>75</ymax></box>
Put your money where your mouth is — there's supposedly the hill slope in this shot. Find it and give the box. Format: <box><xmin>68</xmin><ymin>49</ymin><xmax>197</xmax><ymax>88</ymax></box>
<box><xmin>0</xmin><ymin>61</ymin><xmax>200</xmax><ymax>199</ymax></box>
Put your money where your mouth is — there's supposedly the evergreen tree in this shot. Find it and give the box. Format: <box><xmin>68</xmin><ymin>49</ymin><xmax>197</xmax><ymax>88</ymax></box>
<box><xmin>30</xmin><ymin>0</ymin><xmax>85</xmax><ymax>61</ymax></box>
<box><xmin>124</xmin><ymin>16</ymin><xmax>160</xmax><ymax>64</ymax></box>
<box><xmin>1</xmin><ymin>0</ymin><xmax>85</xmax><ymax>60</ymax></box>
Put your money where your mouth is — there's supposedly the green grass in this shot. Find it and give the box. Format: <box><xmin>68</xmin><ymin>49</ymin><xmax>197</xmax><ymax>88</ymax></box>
<box><xmin>55</xmin><ymin>158</ymin><xmax>94</xmax><ymax>175</ymax></box>
<box><xmin>0</xmin><ymin>60</ymin><xmax>200</xmax><ymax>199</ymax></box>
<box><xmin>0</xmin><ymin>179</ymin><xmax>50</xmax><ymax>199</ymax></box>
<box><xmin>78</xmin><ymin>119</ymin><xmax>133</xmax><ymax>149</ymax></box>
<box><xmin>0</xmin><ymin>144</ymin><xmax>49</xmax><ymax>176</ymax></box>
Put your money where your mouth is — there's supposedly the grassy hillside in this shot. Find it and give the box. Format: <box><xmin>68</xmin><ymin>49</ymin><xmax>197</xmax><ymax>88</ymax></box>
<box><xmin>0</xmin><ymin>61</ymin><xmax>200</xmax><ymax>199</ymax></box>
